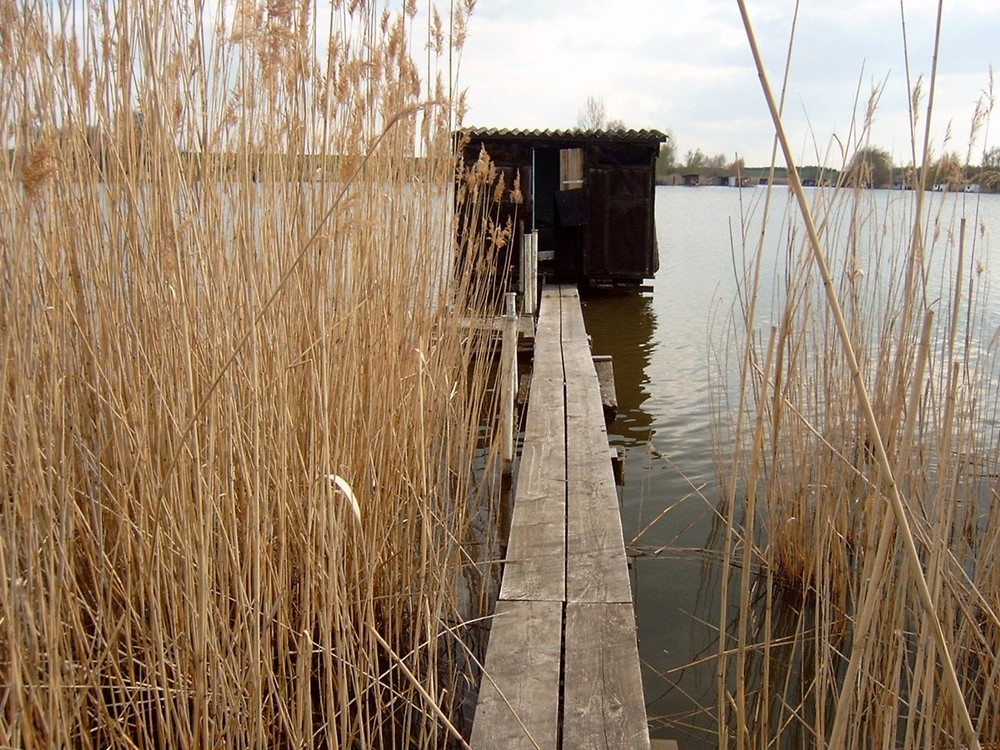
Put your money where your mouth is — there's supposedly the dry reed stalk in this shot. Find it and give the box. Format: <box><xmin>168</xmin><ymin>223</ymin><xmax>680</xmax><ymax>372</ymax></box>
<box><xmin>714</xmin><ymin>6</ymin><xmax>802</xmax><ymax>746</ymax></box>
<box><xmin>1</xmin><ymin>0</ymin><xmax>505</xmax><ymax>747</ymax></box>
<box><xmin>710</xmin><ymin>1</ymin><xmax>1000</xmax><ymax>747</ymax></box>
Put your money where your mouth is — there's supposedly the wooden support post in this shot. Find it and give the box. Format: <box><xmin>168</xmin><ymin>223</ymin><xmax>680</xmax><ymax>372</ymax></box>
<box><xmin>498</xmin><ymin>292</ymin><xmax>518</xmax><ymax>551</ymax></box>
<box><xmin>593</xmin><ymin>354</ymin><xmax>618</xmax><ymax>423</ymax></box>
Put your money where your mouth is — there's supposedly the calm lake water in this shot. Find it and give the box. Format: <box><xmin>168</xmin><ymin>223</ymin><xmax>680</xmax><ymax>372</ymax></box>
<box><xmin>581</xmin><ymin>185</ymin><xmax>1000</xmax><ymax>747</ymax></box>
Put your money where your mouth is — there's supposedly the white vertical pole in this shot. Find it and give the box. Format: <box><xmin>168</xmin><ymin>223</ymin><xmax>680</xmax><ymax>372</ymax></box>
<box><xmin>498</xmin><ymin>292</ymin><xmax>518</xmax><ymax>551</ymax></box>
<box><xmin>500</xmin><ymin>292</ymin><xmax>518</xmax><ymax>473</ymax></box>
<box><xmin>522</xmin><ymin>230</ymin><xmax>538</xmax><ymax>317</ymax></box>
<box><xmin>517</xmin><ymin>225</ymin><xmax>531</xmax><ymax>298</ymax></box>
<box><xmin>532</xmin><ymin>231</ymin><xmax>538</xmax><ymax>313</ymax></box>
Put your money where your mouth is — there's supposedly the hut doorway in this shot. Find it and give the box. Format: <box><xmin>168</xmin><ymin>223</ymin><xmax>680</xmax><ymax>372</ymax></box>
<box><xmin>533</xmin><ymin>146</ymin><xmax>587</xmax><ymax>283</ymax></box>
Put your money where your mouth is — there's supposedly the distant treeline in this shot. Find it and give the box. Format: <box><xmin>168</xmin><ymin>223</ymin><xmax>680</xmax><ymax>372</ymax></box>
<box><xmin>655</xmin><ymin>142</ymin><xmax>1000</xmax><ymax>192</ymax></box>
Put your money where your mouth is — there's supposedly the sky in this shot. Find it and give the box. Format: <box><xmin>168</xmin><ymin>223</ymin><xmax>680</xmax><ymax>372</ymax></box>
<box><xmin>456</xmin><ymin>0</ymin><xmax>998</xmax><ymax>167</ymax></box>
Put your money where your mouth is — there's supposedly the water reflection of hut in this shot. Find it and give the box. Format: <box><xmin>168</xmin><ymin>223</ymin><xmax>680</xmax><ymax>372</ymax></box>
<box><xmin>458</xmin><ymin>128</ymin><xmax>667</xmax><ymax>291</ymax></box>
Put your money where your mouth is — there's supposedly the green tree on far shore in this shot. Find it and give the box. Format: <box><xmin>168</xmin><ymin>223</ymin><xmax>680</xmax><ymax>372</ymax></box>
<box><xmin>845</xmin><ymin>146</ymin><xmax>894</xmax><ymax>188</ymax></box>
<box><xmin>983</xmin><ymin>146</ymin><xmax>1000</xmax><ymax>169</ymax></box>
<box><xmin>656</xmin><ymin>137</ymin><xmax>676</xmax><ymax>178</ymax></box>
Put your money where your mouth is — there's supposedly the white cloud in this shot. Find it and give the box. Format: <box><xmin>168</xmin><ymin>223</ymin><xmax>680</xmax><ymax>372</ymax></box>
<box><xmin>458</xmin><ymin>0</ymin><xmax>997</xmax><ymax>166</ymax></box>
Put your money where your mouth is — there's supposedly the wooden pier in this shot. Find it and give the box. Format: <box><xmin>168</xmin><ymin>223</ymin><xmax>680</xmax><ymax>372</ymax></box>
<box><xmin>471</xmin><ymin>285</ymin><xmax>649</xmax><ymax>749</ymax></box>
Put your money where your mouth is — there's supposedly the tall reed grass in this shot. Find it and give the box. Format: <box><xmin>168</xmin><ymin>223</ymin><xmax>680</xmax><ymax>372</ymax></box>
<box><xmin>714</xmin><ymin>3</ymin><xmax>1000</xmax><ymax>747</ymax></box>
<box><xmin>1</xmin><ymin>1</ymin><xmax>509</xmax><ymax>746</ymax></box>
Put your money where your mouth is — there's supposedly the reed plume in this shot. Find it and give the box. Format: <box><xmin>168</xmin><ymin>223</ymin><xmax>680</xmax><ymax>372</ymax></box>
<box><xmin>0</xmin><ymin>1</ymin><xmax>507</xmax><ymax>746</ymax></box>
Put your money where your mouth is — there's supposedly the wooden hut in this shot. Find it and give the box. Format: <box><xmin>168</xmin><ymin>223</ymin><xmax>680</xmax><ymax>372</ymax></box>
<box><xmin>458</xmin><ymin>128</ymin><xmax>667</xmax><ymax>291</ymax></box>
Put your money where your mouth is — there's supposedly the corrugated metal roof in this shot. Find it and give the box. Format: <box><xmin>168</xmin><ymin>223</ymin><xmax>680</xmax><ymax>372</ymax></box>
<box><xmin>458</xmin><ymin>127</ymin><xmax>668</xmax><ymax>144</ymax></box>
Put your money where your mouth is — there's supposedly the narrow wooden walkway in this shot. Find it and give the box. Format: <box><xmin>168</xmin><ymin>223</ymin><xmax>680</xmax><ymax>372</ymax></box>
<box><xmin>471</xmin><ymin>286</ymin><xmax>649</xmax><ymax>749</ymax></box>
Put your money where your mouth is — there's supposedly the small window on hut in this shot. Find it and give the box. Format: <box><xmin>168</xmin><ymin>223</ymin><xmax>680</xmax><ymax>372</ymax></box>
<box><xmin>559</xmin><ymin>148</ymin><xmax>584</xmax><ymax>190</ymax></box>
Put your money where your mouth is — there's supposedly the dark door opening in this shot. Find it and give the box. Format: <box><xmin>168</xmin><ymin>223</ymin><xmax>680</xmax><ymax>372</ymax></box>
<box><xmin>534</xmin><ymin>146</ymin><xmax>588</xmax><ymax>283</ymax></box>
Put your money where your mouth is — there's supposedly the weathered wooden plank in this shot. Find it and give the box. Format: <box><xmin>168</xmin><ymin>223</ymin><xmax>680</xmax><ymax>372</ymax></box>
<box><xmin>535</xmin><ymin>288</ymin><xmax>564</xmax><ymax>342</ymax></box>
<box><xmin>532</xmin><ymin>297</ymin><xmax>565</xmax><ymax>383</ymax></box>
<box><xmin>560</xmin><ymin>289</ymin><xmax>633</xmax><ymax>604</ymax></box>
<box><xmin>564</xmin><ymin>383</ymin><xmax>631</xmax><ymax>602</ymax></box>
<box><xmin>500</xmin><ymin>292</ymin><xmax>566</xmax><ymax>602</ymax></box>
<box><xmin>563</xmin><ymin>602</ymin><xmax>650</xmax><ymax>750</ymax></box>
<box><xmin>530</xmin><ymin>339</ymin><xmax>564</xmax><ymax>389</ymax></box>
<box><xmin>558</xmin><ymin>283</ymin><xmax>580</xmax><ymax>299</ymax></box>
<box><xmin>521</xmin><ymin>368</ymin><xmax>565</xmax><ymax>443</ymax></box>
<box><xmin>471</xmin><ymin>599</ymin><xmax>563</xmax><ymax>749</ymax></box>
<box><xmin>500</xmin><ymin>421</ymin><xmax>565</xmax><ymax>602</ymax></box>
<box><xmin>556</xmin><ymin>288</ymin><xmax>587</xmax><ymax>377</ymax></box>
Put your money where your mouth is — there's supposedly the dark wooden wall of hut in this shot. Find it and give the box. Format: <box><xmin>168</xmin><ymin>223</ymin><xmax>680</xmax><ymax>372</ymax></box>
<box><xmin>458</xmin><ymin>129</ymin><xmax>666</xmax><ymax>291</ymax></box>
